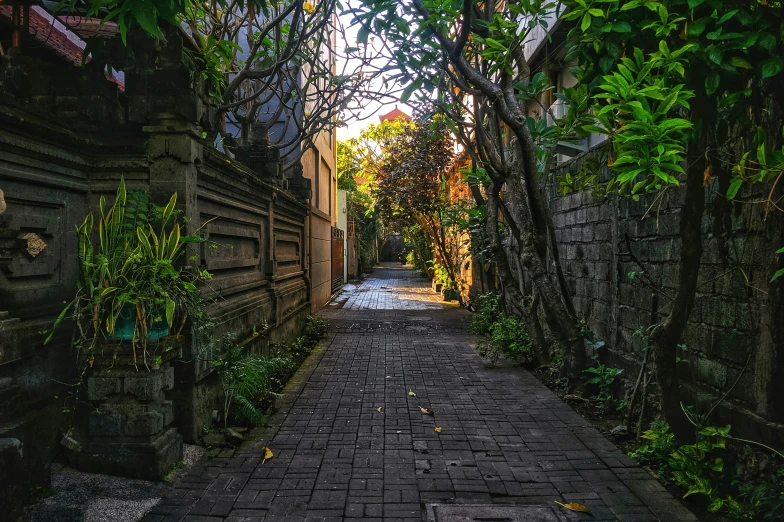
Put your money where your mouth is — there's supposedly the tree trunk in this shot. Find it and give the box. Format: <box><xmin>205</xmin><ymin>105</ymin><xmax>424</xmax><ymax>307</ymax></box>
<box><xmin>528</xmin><ymin>293</ymin><xmax>550</xmax><ymax>367</ymax></box>
<box><xmin>498</xmin><ymin>175</ymin><xmax>586</xmax><ymax>387</ymax></box>
<box><xmin>484</xmin><ymin>186</ymin><xmax>548</xmax><ymax>365</ymax></box>
<box><xmin>648</xmin><ymin>93</ymin><xmax>713</xmax><ymax>445</ymax></box>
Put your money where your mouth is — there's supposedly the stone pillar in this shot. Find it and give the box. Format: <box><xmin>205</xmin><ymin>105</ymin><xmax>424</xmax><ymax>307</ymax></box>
<box><xmin>234</xmin><ymin>122</ymin><xmax>288</xmax><ymax>188</ymax></box>
<box><xmin>70</xmin><ymin>346</ymin><xmax>182</xmax><ymax>480</ymax></box>
<box><xmin>0</xmin><ymin>438</ymin><xmax>25</xmax><ymax>522</ymax></box>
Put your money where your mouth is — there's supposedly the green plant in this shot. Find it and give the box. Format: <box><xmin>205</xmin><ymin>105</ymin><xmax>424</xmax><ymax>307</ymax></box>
<box><xmin>213</xmin><ymin>334</ymin><xmax>293</xmax><ymax>428</ymax></box>
<box><xmin>431</xmin><ymin>262</ymin><xmax>453</xmax><ymax>288</ymax></box>
<box><xmin>734</xmin><ymin>468</ymin><xmax>784</xmax><ymax>521</ymax></box>
<box><xmin>583</xmin><ymin>365</ymin><xmax>626</xmax><ymax>412</ymax></box>
<box><xmin>476</xmin><ymin>307</ymin><xmax>532</xmax><ymax>367</ymax></box>
<box><xmin>269</xmin><ymin>315</ymin><xmax>329</xmax><ymax>362</ymax></box>
<box><xmin>303</xmin><ymin>315</ymin><xmax>329</xmax><ymax>342</ymax></box>
<box><xmin>46</xmin><ymin>179</ymin><xmax>211</xmax><ymax>366</ymax></box>
<box><xmin>489</xmin><ymin>316</ymin><xmax>531</xmax><ymax>362</ymax></box>
<box><xmin>162</xmin><ymin>460</ymin><xmax>186</xmax><ymax>484</ymax></box>
<box><xmin>630</xmin><ymin>420</ymin><xmax>679</xmax><ymax>471</ymax></box>
<box><xmin>470</xmin><ymin>293</ymin><xmax>502</xmax><ymax>336</ymax></box>
<box><xmin>630</xmin><ymin>422</ymin><xmax>746</xmax><ymax>515</ymax></box>
<box><xmin>670</xmin><ymin>425</ymin><xmax>731</xmax><ymax>499</ymax></box>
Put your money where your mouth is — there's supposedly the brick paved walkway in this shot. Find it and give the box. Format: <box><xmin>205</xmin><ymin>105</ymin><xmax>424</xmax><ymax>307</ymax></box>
<box><xmin>144</xmin><ymin>265</ymin><xmax>697</xmax><ymax>522</ymax></box>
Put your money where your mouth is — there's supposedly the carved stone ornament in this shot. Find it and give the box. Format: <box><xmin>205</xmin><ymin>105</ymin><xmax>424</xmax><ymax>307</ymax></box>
<box><xmin>22</xmin><ymin>232</ymin><xmax>47</xmax><ymax>258</ymax></box>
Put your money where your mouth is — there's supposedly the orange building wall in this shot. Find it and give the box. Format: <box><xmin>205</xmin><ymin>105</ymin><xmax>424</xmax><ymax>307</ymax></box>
<box><xmin>305</xmin><ymin>121</ymin><xmax>337</xmax><ymax>311</ymax></box>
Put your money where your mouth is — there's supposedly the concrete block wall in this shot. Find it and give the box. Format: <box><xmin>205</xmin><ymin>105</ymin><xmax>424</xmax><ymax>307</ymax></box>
<box><xmin>549</xmin><ymin>145</ymin><xmax>784</xmax><ymax>445</ymax></box>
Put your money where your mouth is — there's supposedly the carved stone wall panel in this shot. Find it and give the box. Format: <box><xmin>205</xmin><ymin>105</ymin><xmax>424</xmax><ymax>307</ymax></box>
<box><xmin>0</xmin><ymin>175</ymin><xmax>86</xmax><ymax>320</ymax></box>
<box><xmin>197</xmin><ymin>195</ymin><xmax>269</xmax><ymax>299</ymax></box>
<box><xmin>274</xmin><ymin>279</ymin><xmax>309</xmax><ymax>325</ymax></box>
<box><xmin>272</xmin><ymin>211</ymin><xmax>307</xmax><ymax>279</ymax></box>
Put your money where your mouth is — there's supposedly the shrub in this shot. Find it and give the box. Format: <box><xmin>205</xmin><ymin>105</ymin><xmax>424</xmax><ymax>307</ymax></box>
<box><xmin>470</xmin><ymin>293</ymin><xmax>501</xmax><ymax>336</ymax></box>
<box><xmin>213</xmin><ymin>335</ymin><xmax>293</xmax><ymax>428</ymax></box>
<box><xmin>303</xmin><ymin>315</ymin><xmax>330</xmax><ymax>342</ymax></box>
<box><xmin>583</xmin><ymin>364</ymin><xmax>626</xmax><ymax>412</ymax></box>
<box><xmin>489</xmin><ymin>315</ymin><xmax>531</xmax><ymax>362</ymax></box>
<box><xmin>271</xmin><ymin>315</ymin><xmax>330</xmax><ymax>361</ymax></box>
<box><xmin>627</xmin><ymin>422</ymin><xmax>781</xmax><ymax>518</ymax></box>
<box><xmin>629</xmin><ymin>420</ymin><xmax>678</xmax><ymax>471</ymax></box>
<box><xmin>432</xmin><ymin>262</ymin><xmax>454</xmax><ymax>288</ymax></box>
<box><xmin>735</xmin><ymin>468</ymin><xmax>784</xmax><ymax>521</ymax></box>
<box><xmin>472</xmin><ymin>297</ymin><xmax>531</xmax><ymax>366</ymax></box>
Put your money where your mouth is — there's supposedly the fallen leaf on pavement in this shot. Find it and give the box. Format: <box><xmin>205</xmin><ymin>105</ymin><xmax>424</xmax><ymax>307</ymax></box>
<box><xmin>554</xmin><ymin>501</ymin><xmax>592</xmax><ymax>515</ymax></box>
<box><xmin>420</xmin><ymin>406</ymin><xmax>434</xmax><ymax>416</ymax></box>
<box><xmin>262</xmin><ymin>446</ymin><xmax>273</xmax><ymax>464</ymax></box>
<box><xmin>377</xmin><ymin>407</ymin><xmax>383</xmax><ymax>413</ymax></box>
<box><xmin>408</xmin><ymin>389</ymin><xmax>417</xmax><ymax>397</ymax></box>
<box><xmin>435</xmin><ymin>427</ymin><xmax>442</xmax><ymax>433</ymax></box>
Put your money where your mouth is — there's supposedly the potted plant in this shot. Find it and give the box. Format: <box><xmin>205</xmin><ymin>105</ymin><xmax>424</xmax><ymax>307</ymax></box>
<box><xmin>46</xmin><ymin>179</ymin><xmax>210</xmax><ymax>366</ymax></box>
<box><xmin>442</xmin><ymin>281</ymin><xmax>461</xmax><ymax>302</ymax></box>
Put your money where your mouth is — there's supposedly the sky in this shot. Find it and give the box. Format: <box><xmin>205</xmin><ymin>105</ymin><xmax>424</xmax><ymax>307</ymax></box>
<box><xmin>333</xmin><ymin>5</ymin><xmax>414</xmax><ymax>142</ymax></box>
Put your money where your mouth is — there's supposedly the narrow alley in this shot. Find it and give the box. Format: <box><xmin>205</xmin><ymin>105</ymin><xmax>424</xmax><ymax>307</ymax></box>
<box><xmin>144</xmin><ymin>265</ymin><xmax>697</xmax><ymax>522</ymax></box>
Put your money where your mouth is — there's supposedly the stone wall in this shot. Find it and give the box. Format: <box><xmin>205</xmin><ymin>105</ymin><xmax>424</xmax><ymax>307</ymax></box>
<box><xmin>0</xmin><ymin>42</ymin><xmax>313</xmax><ymax>501</ymax></box>
<box><xmin>549</xmin><ymin>144</ymin><xmax>784</xmax><ymax>446</ymax></box>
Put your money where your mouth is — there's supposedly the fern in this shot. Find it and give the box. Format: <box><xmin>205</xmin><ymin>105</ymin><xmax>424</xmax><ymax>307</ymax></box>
<box><xmin>214</xmin><ymin>334</ymin><xmax>293</xmax><ymax>428</ymax></box>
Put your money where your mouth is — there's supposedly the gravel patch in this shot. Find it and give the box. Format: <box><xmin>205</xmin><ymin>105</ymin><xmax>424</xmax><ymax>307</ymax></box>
<box><xmin>24</xmin><ymin>444</ymin><xmax>205</xmax><ymax>522</ymax></box>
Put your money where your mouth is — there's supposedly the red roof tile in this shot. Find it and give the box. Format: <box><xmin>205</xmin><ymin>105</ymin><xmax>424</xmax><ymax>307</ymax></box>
<box><xmin>379</xmin><ymin>105</ymin><xmax>411</xmax><ymax>122</ymax></box>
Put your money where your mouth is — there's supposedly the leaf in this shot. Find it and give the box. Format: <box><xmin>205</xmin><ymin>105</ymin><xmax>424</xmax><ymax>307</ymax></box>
<box><xmin>688</xmin><ymin>18</ymin><xmax>709</xmax><ymax>36</ymax></box>
<box><xmin>400</xmin><ymin>82</ymin><xmax>416</xmax><ymax>103</ymax></box>
<box><xmin>419</xmin><ymin>406</ymin><xmax>434</xmax><ymax>416</ymax></box>
<box><xmin>262</xmin><ymin>446</ymin><xmax>273</xmax><ymax>464</ymax></box>
<box><xmin>581</xmin><ymin>13</ymin><xmax>592</xmax><ymax>32</ymax></box>
<box><xmin>611</xmin><ymin>21</ymin><xmax>631</xmax><ymax>33</ymax></box>
<box><xmin>377</xmin><ymin>407</ymin><xmax>383</xmax><ymax>413</ymax></box>
<box><xmin>726</xmin><ymin>177</ymin><xmax>743</xmax><ymax>200</ymax></box>
<box><xmin>761</xmin><ymin>57</ymin><xmax>784</xmax><ymax>79</ymax></box>
<box><xmin>408</xmin><ymin>389</ymin><xmax>417</xmax><ymax>397</ymax></box>
<box><xmin>771</xmin><ymin>268</ymin><xmax>784</xmax><ymax>283</ymax></box>
<box><xmin>599</xmin><ymin>56</ymin><xmax>614</xmax><ymax>74</ymax></box>
<box><xmin>357</xmin><ymin>22</ymin><xmax>370</xmax><ymax>45</ymax></box>
<box><xmin>165</xmin><ymin>296</ymin><xmax>175</xmax><ymax>327</ymax></box>
<box><xmin>705</xmin><ymin>72</ymin><xmax>720</xmax><ymax>95</ymax></box>
<box><xmin>730</xmin><ymin>56</ymin><xmax>752</xmax><ymax>70</ymax></box>
<box><xmin>758</xmin><ymin>32</ymin><xmax>777</xmax><ymax>51</ymax></box>
<box><xmin>435</xmin><ymin>427</ymin><xmax>442</xmax><ymax>433</ymax></box>
<box><xmin>554</xmin><ymin>501</ymin><xmax>593</xmax><ymax>515</ymax></box>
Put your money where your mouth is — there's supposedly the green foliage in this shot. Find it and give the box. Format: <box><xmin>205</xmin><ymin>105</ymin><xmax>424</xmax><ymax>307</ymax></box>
<box><xmin>629</xmin><ymin>420</ymin><xmax>679</xmax><ymax>472</ymax></box>
<box><xmin>337</xmin><ymin>118</ymin><xmax>416</xmax><ymax>272</ymax></box>
<box><xmin>46</xmin><ymin>179</ymin><xmax>211</xmax><ymax>362</ymax></box>
<box><xmin>405</xmin><ymin>227</ymin><xmax>434</xmax><ymax>277</ymax></box>
<box><xmin>270</xmin><ymin>315</ymin><xmax>330</xmax><ymax>361</ymax></box>
<box><xmin>728</xmin><ymin>127</ymin><xmax>784</xmax><ymax>283</ymax></box>
<box><xmin>583</xmin><ymin>364</ymin><xmax>625</xmax><ymax>412</ymax></box>
<box><xmin>734</xmin><ymin>468</ymin><xmax>784</xmax><ymax>521</ymax></box>
<box><xmin>589</xmin><ymin>45</ymin><xmax>694</xmax><ymax>193</ymax></box>
<box><xmin>213</xmin><ymin>334</ymin><xmax>293</xmax><ymax>428</ymax></box>
<box><xmin>670</xmin><ymin>424</ymin><xmax>731</xmax><ymax>499</ymax></box>
<box><xmin>431</xmin><ymin>262</ymin><xmax>454</xmax><ymax>288</ymax></box>
<box><xmin>629</xmin><ymin>422</ymin><xmax>768</xmax><ymax>516</ymax></box>
<box><xmin>472</xmin><ymin>295</ymin><xmax>531</xmax><ymax>366</ymax></box>
<box><xmin>470</xmin><ymin>293</ymin><xmax>502</xmax><ymax>336</ymax></box>
<box><xmin>303</xmin><ymin>315</ymin><xmax>330</xmax><ymax>343</ymax></box>
<box><xmin>561</xmin><ymin>0</ymin><xmax>784</xmax><ymax>199</ymax></box>
<box><xmin>487</xmin><ymin>315</ymin><xmax>531</xmax><ymax>361</ymax></box>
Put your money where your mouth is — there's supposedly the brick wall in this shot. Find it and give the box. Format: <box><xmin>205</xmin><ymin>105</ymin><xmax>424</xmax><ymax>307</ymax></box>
<box><xmin>549</xmin><ymin>145</ymin><xmax>784</xmax><ymax>445</ymax></box>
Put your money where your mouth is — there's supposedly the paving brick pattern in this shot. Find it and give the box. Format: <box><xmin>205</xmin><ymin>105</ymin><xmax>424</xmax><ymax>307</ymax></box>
<box><xmin>144</xmin><ymin>265</ymin><xmax>698</xmax><ymax>522</ymax></box>
<box><xmin>332</xmin><ymin>266</ymin><xmax>445</xmax><ymax>311</ymax></box>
